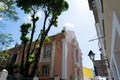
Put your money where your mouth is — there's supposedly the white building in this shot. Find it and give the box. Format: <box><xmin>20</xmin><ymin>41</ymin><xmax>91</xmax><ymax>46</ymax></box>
<box><xmin>88</xmin><ymin>0</ymin><xmax>120</xmax><ymax>80</ymax></box>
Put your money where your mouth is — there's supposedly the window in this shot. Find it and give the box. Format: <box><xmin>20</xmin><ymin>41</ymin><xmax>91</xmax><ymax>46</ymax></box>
<box><xmin>74</xmin><ymin>48</ymin><xmax>76</xmax><ymax>63</ymax></box>
<box><xmin>74</xmin><ymin>49</ymin><xmax>78</xmax><ymax>63</ymax></box>
<box><xmin>44</xmin><ymin>45</ymin><xmax>51</xmax><ymax>59</ymax></box>
<box><xmin>74</xmin><ymin>48</ymin><xmax>80</xmax><ymax>65</ymax></box>
<box><xmin>10</xmin><ymin>54</ymin><xmax>17</xmax><ymax>64</ymax></box>
<box><xmin>42</xmin><ymin>65</ymin><xmax>49</xmax><ymax>75</ymax></box>
<box><xmin>76</xmin><ymin>51</ymin><xmax>79</xmax><ymax>62</ymax></box>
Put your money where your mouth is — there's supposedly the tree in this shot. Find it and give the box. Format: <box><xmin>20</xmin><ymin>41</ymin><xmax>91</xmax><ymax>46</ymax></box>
<box><xmin>0</xmin><ymin>50</ymin><xmax>10</xmax><ymax>67</ymax></box>
<box><xmin>16</xmin><ymin>0</ymin><xmax>69</xmax><ymax>79</ymax></box>
<box><xmin>20</xmin><ymin>23</ymin><xmax>31</xmax><ymax>76</ymax></box>
<box><xmin>0</xmin><ymin>34</ymin><xmax>13</xmax><ymax>50</ymax></box>
<box><xmin>0</xmin><ymin>0</ymin><xmax>19</xmax><ymax>74</ymax></box>
<box><xmin>0</xmin><ymin>0</ymin><xmax>18</xmax><ymax>50</ymax></box>
<box><xmin>0</xmin><ymin>0</ymin><xmax>18</xmax><ymax>21</ymax></box>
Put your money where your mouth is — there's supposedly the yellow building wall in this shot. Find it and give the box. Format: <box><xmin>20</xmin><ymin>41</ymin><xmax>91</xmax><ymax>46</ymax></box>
<box><xmin>83</xmin><ymin>67</ymin><xmax>93</xmax><ymax>79</ymax></box>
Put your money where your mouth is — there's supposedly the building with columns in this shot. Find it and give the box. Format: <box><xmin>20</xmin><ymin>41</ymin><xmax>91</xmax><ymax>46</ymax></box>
<box><xmin>88</xmin><ymin>0</ymin><xmax>120</xmax><ymax>80</ymax></box>
<box><xmin>38</xmin><ymin>30</ymin><xmax>83</xmax><ymax>80</ymax></box>
<box><xmin>2</xmin><ymin>30</ymin><xmax>83</xmax><ymax>80</ymax></box>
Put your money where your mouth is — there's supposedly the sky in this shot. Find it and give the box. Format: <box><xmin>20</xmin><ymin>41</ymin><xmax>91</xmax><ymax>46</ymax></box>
<box><xmin>1</xmin><ymin>0</ymin><xmax>101</xmax><ymax>69</ymax></box>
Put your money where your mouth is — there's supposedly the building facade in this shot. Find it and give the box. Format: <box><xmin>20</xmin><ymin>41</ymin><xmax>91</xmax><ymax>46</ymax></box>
<box><xmin>1</xmin><ymin>30</ymin><xmax>83</xmax><ymax>80</ymax></box>
<box><xmin>88</xmin><ymin>0</ymin><xmax>120</xmax><ymax>80</ymax></box>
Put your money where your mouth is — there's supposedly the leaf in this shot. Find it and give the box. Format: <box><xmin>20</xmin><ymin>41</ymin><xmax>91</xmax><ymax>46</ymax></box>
<box><xmin>0</xmin><ymin>7</ymin><xmax>4</xmax><ymax>11</ymax></box>
<box><xmin>45</xmin><ymin>37</ymin><xmax>51</xmax><ymax>43</ymax></box>
<box><xmin>28</xmin><ymin>54</ymin><xmax>34</xmax><ymax>63</ymax></box>
<box><xmin>35</xmin><ymin>44</ymin><xmax>39</xmax><ymax>49</ymax></box>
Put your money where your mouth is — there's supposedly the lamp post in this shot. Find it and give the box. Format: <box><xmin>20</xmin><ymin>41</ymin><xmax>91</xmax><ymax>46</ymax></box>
<box><xmin>88</xmin><ymin>50</ymin><xmax>95</xmax><ymax>62</ymax></box>
<box><xmin>88</xmin><ymin>50</ymin><xmax>98</xmax><ymax>77</ymax></box>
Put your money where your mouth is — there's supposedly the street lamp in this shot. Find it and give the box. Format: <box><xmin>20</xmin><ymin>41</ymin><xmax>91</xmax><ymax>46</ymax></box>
<box><xmin>88</xmin><ymin>50</ymin><xmax>98</xmax><ymax>76</ymax></box>
<box><xmin>88</xmin><ymin>50</ymin><xmax>95</xmax><ymax>61</ymax></box>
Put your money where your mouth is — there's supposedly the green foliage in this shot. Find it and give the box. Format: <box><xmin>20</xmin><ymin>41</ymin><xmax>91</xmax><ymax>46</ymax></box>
<box><xmin>16</xmin><ymin>0</ymin><xmax>69</xmax><ymax>17</ymax></box>
<box><xmin>49</xmin><ymin>0</ymin><xmax>69</xmax><ymax>15</ymax></box>
<box><xmin>2</xmin><ymin>51</ymin><xmax>10</xmax><ymax>60</ymax></box>
<box><xmin>31</xmin><ymin>15</ymin><xmax>39</xmax><ymax>22</ymax></box>
<box><xmin>16</xmin><ymin>0</ymin><xmax>42</xmax><ymax>13</ymax></box>
<box><xmin>35</xmin><ymin>44</ymin><xmax>39</xmax><ymax>49</ymax></box>
<box><xmin>20</xmin><ymin>23</ymin><xmax>31</xmax><ymax>43</ymax></box>
<box><xmin>20</xmin><ymin>23</ymin><xmax>31</xmax><ymax>35</ymax></box>
<box><xmin>0</xmin><ymin>7</ymin><xmax>4</xmax><ymax>11</ymax></box>
<box><xmin>20</xmin><ymin>36</ymin><xmax>30</xmax><ymax>43</ymax></box>
<box><xmin>53</xmin><ymin>19</ymin><xmax>58</xmax><ymax>27</ymax></box>
<box><xmin>0</xmin><ymin>34</ymin><xmax>13</xmax><ymax>49</ymax></box>
<box><xmin>0</xmin><ymin>51</ymin><xmax>10</xmax><ymax>68</ymax></box>
<box><xmin>45</xmin><ymin>37</ymin><xmax>51</xmax><ymax>43</ymax></box>
<box><xmin>16</xmin><ymin>0</ymin><xmax>69</xmax><ymax>77</ymax></box>
<box><xmin>0</xmin><ymin>0</ymin><xmax>18</xmax><ymax>49</ymax></box>
<box><xmin>5</xmin><ymin>64</ymin><xmax>20</xmax><ymax>75</ymax></box>
<box><xmin>0</xmin><ymin>0</ymin><xmax>19</xmax><ymax>21</ymax></box>
<box><xmin>28</xmin><ymin>54</ymin><xmax>34</xmax><ymax>63</ymax></box>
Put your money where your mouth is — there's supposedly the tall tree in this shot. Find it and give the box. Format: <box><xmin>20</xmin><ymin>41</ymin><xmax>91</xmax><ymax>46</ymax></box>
<box><xmin>16</xmin><ymin>0</ymin><xmax>69</xmax><ymax>79</ymax></box>
<box><xmin>19</xmin><ymin>23</ymin><xmax>31</xmax><ymax>75</ymax></box>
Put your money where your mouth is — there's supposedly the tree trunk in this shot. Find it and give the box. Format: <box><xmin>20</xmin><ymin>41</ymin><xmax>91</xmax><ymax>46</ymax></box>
<box><xmin>24</xmin><ymin>11</ymin><xmax>37</xmax><ymax>77</ymax></box>
<box><xmin>30</xmin><ymin>38</ymin><xmax>44</xmax><ymax>77</ymax></box>
<box><xmin>20</xmin><ymin>43</ymin><xmax>26</xmax><ymax>76</ymax></box>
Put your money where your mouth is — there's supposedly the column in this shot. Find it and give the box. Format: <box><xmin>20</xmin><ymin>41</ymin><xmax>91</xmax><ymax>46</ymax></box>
<box><xmin>50</xmin><ymin>41</ymin><xmax>56</xmax><ymax>78</ymax></box>
<box><xmin>39</xmin><ymin>47</ymin><xmax>43</xmax><ymax>62</ymax></box>
<box><xmin>62</xmin><ymin>39</ymin><xmax>67</xmax><ymax>79</ymax></box>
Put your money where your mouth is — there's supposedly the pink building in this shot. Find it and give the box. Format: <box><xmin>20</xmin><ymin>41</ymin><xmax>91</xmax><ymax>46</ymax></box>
<box><xmin>38</xmin><ymin>30</ymin><xmax>83</xmax><ymax>80</ymax></box>
<box><xmin>2</xmin><ymin>30</ymin><xmax>83</xmax><ymax>80</ymax></box>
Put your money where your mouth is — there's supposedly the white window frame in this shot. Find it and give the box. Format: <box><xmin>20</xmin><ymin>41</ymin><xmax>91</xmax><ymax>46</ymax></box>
<box><xmin>44</xmin><ymin>45</ymin><xmax>51</xmax><ymax>59</ymax></box>
<box><xmin>42</xmin><ymin>65</ymin><xmax>49</xmax><ymax>75</ymax></box>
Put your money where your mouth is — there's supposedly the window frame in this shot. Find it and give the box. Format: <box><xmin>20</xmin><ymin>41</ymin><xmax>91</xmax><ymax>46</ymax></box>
<box><xmin>44</xmin><ymin>45</ymin><xmax>51</xmax><ymax>59</ymax></box>
<box><xmin>42</xmin><ymin>65</ymin><xmax>49</xmax><ymax>75</ymax></box>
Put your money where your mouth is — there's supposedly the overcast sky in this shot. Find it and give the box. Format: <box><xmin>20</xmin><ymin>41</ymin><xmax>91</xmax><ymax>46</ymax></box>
<box><xmin>2</xmin><ymin>0</ymin><xmax>101</xmax><ymax>69</ymax></box>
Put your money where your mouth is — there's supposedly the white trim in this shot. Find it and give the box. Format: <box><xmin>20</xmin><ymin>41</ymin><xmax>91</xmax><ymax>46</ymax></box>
<box><xmin>111</xmin><ymin>11</ymin><xmax>120</xmax><ymax>80</ymax></box>
<box><xmin>111</xmin><ymin>59</ymin><xmax>119</xmax><ymax>80</ymax></box>
<box><xmin>74</xmin><ymin>48</ymin><xmax>76</xmax><ymax>64</ymax></box>
<box><xmin>39</xmin><ymin>47</ymin><xmax>43</xmax><ymax>62</ymax></box>
<box><xmin>112</xmin><ymin>53</ymin><xmax>119</xmax><ymax>80</ymax></box>
<box><xmin>62</xmin><ymin>39</ymin><xmax>67</xmax><ymax>79</ymax></box>
<box><xmin>50</xmin><ymin>41</ymin><xmax>56</xmax><ymax>78</ymax></box>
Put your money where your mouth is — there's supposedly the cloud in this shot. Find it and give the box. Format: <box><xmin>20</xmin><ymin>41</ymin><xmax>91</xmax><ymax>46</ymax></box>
<box><xmin>24</xmin><ymin>11</ymin><xmax>42</xmax><ymax>23</ymax></box>
<box><xmin>0</xmin><ymin>17</ymin><xmax>2</xmax><ymax>21</ymax></box>
<box><xmin>63</xmin><ymin>23</ymin><xmax>75</xmax><ymax>30</ymax></box>
<box><xmin>64</xmin><ymin>23</ymin><xmax>74</xmax><ymax>27</ymax></box>
<box><xmin>24</xmin><ymin>15</ymin><xmax>31</xmax><ymax>23</ymax></box>
<box><xmin>36</xmin><ymin>11</ymin><xmax>42</xmax><ymax>18</ymax></box>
